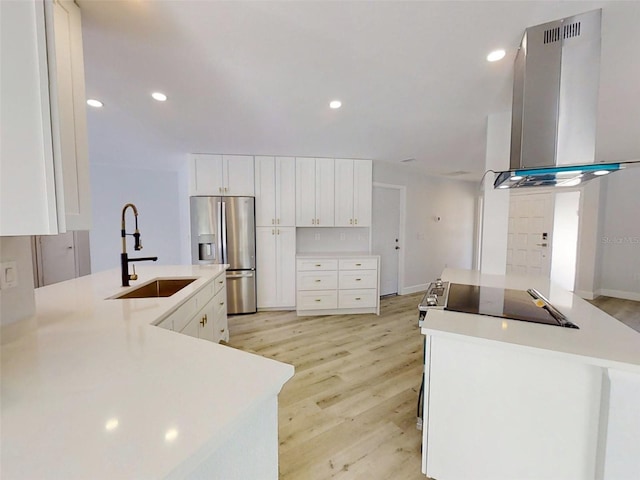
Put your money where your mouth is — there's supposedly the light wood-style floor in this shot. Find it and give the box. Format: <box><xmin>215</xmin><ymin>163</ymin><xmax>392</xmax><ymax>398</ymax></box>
<box><xmin>227</xmin><ymin>293</ymin><xmax>639</xmax><ymax>479</ymax></box>
<box><xmin>588</xmin><ymin>296</ymin><xmax>640</xmax><ymax>332</ymax></box>
<box><xmin>227</xmin><ymin>293</ymin><xmax>426</xmax><ymax>480</ymax></box>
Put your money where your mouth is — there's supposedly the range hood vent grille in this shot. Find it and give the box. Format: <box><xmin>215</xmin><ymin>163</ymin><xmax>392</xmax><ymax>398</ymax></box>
<box><xmin>543</xmin><ymin>22</ymin><xmax>581</xmax><ymax>44</ymax></box>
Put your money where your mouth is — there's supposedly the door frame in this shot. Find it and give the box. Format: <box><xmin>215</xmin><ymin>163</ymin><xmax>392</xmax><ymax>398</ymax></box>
<box><xmin>372</xmin><ymin>182</ymin><xmax>406</xmax><ymax>296</ymax></box>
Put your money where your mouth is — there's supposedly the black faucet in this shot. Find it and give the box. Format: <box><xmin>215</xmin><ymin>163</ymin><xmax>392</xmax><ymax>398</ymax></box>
<box><xmin>121</xmin><ymin>203</ymin><xmax>158</xmax><ymax>287</ymax></box>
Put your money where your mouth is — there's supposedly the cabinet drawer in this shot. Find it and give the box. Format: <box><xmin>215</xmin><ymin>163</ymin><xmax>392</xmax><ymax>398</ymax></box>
<box><xmin>213</xmin><ymin>274</ymin><xmax>226</xmax><ymax>296</ymax></box>
<box><xmin>339</xmin><ymin>258</ymin><xmax>377</xmax><ymax>270</ymax></box>
<box><xmin>297</xmin><ymin>290</ymin><xmax>338</xmax><ymax>310</ymax></box>
<box><xmin>339</xmin><ymin>289</ymin><xmax>378</xmax><ymax>308</ymax></box>
<box><xmin>213</xmin><ymin>287</ymin><xmax>227</xmax><ymax>316</ymax></box>
<box><xmin>297</xmin><ymin>271</ymin><xmax>338</xmax><ymax>290</ymax></box>
<box><xmin>338</xmin><ymin>270</ymin><xmax>377</xmax><ymax>289</ymax></box>
<box><xmin>297</xmin><ymin>259</ymin><xmax>338</xmax><ymax>271</ymax></box>
<box><xmin>193</xmin><ymin>280</ymin><xmax>216</xmax><ymax>311</ymax></box>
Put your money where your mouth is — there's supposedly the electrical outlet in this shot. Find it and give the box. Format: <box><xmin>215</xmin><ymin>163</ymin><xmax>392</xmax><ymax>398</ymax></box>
<box><xmin>0</xmin><ymin>261</ymin><xmax>18</xmax><ymax>289</ymax></box>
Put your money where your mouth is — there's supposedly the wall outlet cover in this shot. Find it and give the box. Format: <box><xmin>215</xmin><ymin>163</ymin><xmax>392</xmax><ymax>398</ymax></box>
<box><xmin>1</xmin><ymin>261</ymin><xmax>18</xmax><ymax>289</ymax></box>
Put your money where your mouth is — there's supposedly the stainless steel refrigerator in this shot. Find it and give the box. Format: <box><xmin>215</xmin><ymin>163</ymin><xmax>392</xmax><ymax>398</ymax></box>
<box><xmin>190</xmin><ymin>196</ymin><xmax>257</xmax><ymax>314</ymax></box>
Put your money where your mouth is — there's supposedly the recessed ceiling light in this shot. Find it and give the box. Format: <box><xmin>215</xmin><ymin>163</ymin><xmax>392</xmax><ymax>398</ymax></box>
<box><xmin>593</xmin><ymin>170</ymin><xmax>611</xmax><ymax>176</ymax></box>
<box><xmin>329</xmin><ymin>100</ymin><xmax>342</xmax><ymax>109</ymax></box>
<box><xmin>487</xmin><ymin>49</ymin><xmax>506</xmax><ymax>62</ymax></box>
<box><xmin>86</xmin><ymin>99</ymin><xmax>103</xmax><ymax>108</ymax></box>
<box><xmin>151</xmin><ymin>92</ymin><xmax>167</xmax><ymax>102</ymax></box>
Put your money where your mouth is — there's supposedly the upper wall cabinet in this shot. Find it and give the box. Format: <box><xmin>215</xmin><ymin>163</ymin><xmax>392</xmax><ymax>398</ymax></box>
<box><xmin>254</xmin><ymin>156</ymin><xmax>296</xmax><ymax>227</ymax></box>
<box><xmin>190</xmin><ymin>154</ymin><xmax>255</xmax><ymax>196</ymax></box>
<box><xmin>0</xmin><ymin>0</ymin><xmax>91</xmax><ymax>235</ymax></box>
<box><xmin>295</xmin><ymin>158</ymin><xmax>335</xmax><ymax>227</ymax></box>
<box><xmin>335</xmin><ymin>159</ymin><xmax>372</xmax><ymax>227</ymax></box>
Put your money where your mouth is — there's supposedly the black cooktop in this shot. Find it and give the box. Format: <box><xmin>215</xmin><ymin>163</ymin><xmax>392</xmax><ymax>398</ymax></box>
<box><xmin>445</xmin><ymin>283</ymin><xmax>575</xmax><ymax>328</ymax></box>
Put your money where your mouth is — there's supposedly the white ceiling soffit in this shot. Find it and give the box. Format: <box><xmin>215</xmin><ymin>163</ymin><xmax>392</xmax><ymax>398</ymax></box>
<box><xmin>79</xmin><ymin>1</ymin><xmax>640</xmax><ymax>177</ymax></box>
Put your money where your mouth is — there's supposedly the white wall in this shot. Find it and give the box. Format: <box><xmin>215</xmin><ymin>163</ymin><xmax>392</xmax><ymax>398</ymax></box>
<box><xmin>598</xmin><ymin>167</ymin><xmax>640</xmax><ymax>300</ymax></box>
<box><xmin>0</xmin><ymin>236</ymin><xmax>35</xmax><ymax>327</ymax></box>
<box><xmin>372</xmin><ymin>160</ymin><xmax>477</xmax><ymax>293</ymax></box>
<box><xmin>89</xmin><ymin>163</ymin><xmax>184</xmax><ymax>273</ymax></box>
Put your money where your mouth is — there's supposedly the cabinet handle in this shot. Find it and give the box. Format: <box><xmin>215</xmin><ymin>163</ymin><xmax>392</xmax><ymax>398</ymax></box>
<box><xmin>200</xmin><ymin>317</ymin><xmax>206</xmax><ymax>327</ymax></box>
<box><xmin>220</xmin><ymin>302</ymin><xmax>225</xmax><ymax>306</ymax></box>
<box><xmin>277</xmin><ymin>229</ymin><xmax>280</xmax><ymax>235</ymax></box>
<box><xmin>272</xmin><ymin>219</ymin><xmax>275</xmax><ymax>225</ymax></box>
<box><xmin>225</xmin><ymin>187</ymin><xmax>228</xmax><ymax>193</ymax></box>
<box><xmin>219</xmin><ymin>187</ymin><xmax>222</xmax><ymax>193</ymax></box>
<box><xmin>277</xmin><ymin>218</ymin><xmax>280</xmax><ymax>224</ymax></box>
<box><xmin>355</xmin><ymin>219</ymin><xmax>358</xmax><ymax>225</ymax></box>
<box><xmin>316</xmin><ymin>218</ymin><xmax>320</xmax><ymax>225</ymax></box>
<box><xmin>350</xmin><ymin>219</ymin><xmax>353</xmax><ymax>225</ymax></box>
<box><xmin>355</xmin><ymin>278</ymin><xmax>362</xmax><ymax>281</ymax></box>
<box><xmin>355</xmin><ymin>297</ymin><xmax>361</xmax><ymax>301</ymax></box>
<box><xmin>312</xmin><ymin>218</ymin><xmax>315</xmax><ymax>225</ymax></box>
<box><xmin>355</xmin><ymin>263</ymin><xmax>362</xmax><ymax>266</ymax></box>
<box><xmin>315</xmin><ymin>264</ymin><xmax>322</xmax><ymax>267</ymax></box>
<box><xmin>315</xmin><ymin>299</ymin><xmax>321</xmax><ymax>302</ymax></box>
<box><xmin>218</xmin><ymin>280</ymin><xmax>223</xmax><ymax>284</ymax></box>
<box><xmin>272</xmin><ymin>229</ymin><xmax>275</xmax><ymax>235</ymax></box>
<box><xmin>220</xmin><ymin>329</ymin><xmax>225</xmax><ymax>333</ymax></box>
<box><xmin>315</xmin><ymin>279</ymin><xmax>321</xmax><ymax>282</ymax></box>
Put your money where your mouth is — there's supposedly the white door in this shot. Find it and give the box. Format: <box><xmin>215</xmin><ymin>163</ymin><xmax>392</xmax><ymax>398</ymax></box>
<box><xmin>315</xmin><ymin>158</ymin><xmax>335</xmax><ymax>226</ymax></box>
<box><xmin>295</xmin><ymin>157</ymin><xmax>316</xmax><ymax>226</ymax></box>
<box><xmin>353</xmin><ymin>160</ymin><xmax>372</xmax><ymax>227</ymax></box>
<box><xmin>507</xmin><ymin>192</ymin><xmax>554</xmax><ymax>276</ymax></box>
<box><xmin>334</xmin><ymin>158</ymin><xmax>354</xmax><ymax>226</ymax></box>
<box><xmin>372</xmin><ymin>185</ymin><xmax>401</xmax><ymax>296</ymax></box>
<box><xmin>254</xmin><ymin>156</ymin><xmax>276</xmax><ymax>226</ymax></box>
<box><xmin>191</xmin><ymin>154</ymin><xmax>223</xmax><ymax>195</ymax></box>
<box><xmin>277</xmin><ymin>227</ymin><xmax>296</xmax><ymax>306</ymax></box>
<box><xmin>275</xmin><ymin>157</ymin><xmax>296</xmax><ymax>226</ymax></box>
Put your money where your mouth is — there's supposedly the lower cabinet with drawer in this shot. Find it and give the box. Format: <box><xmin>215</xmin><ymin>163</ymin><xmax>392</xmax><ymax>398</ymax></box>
<box><xmin>296</xmin><ymin>255</ymin><xmax>380</xmax><ymax>316</ymax></box>
<box><xmin>155</xmin><ymin>273</ymin><xmax>229</xmax><ymax>343</ymax></box>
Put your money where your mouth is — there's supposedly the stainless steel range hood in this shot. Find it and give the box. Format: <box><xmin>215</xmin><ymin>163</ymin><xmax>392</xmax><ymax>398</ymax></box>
<box><xmin>494</xmin><ymin>9</ymin><xmax>628</xmax><ymax>189</ymax></box>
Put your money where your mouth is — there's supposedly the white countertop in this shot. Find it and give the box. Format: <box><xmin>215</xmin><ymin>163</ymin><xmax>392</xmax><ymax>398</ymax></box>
<box><xmin>1</xmin><ymin>265</ymin><xmax>294</xmax><ymax>480</ymax></box>
<box><xmin>421</xmin><ymin>269</ymin><xmax>640</xmax><ymax>373</ymax></box>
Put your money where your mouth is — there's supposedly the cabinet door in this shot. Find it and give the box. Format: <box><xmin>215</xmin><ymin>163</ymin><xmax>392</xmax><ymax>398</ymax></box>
<box><xmin>353</xmin><ymin>160</ymin><xmax>372</xmax><ymax>226</ymax></box>
<box><xmin>334</xmin><ymin>159</ymin><xmax>354</xmax><ymax>227</ymax></box>
<box><xmin>224</xmin><ymin>155</ymin><xmax>254</xmax><ymax>196</ymax></box>
<box><xmin>295</xmin><ymin>157</ymin><xmax>316</xmax><ymax>226</ymax></box>
<box><xmin>0</xmin><ymin>1</ymin><xmax>59</xmax><ymax>235</ymax></box>
<box><xmin>275</xmin><ymin>157</ymin><xmax>296</xmax><ymax>226</ymax></box>
<box><xmin>277</xmin><ymin>227</ymin><xmax>297</xmax><ymax>306</ymax></box>
<box><xmin>180</xmin><ymin>314</ymin><xmax>200</xmax><ymax>339</ymax></box>
<box><xmin>315</xmin><ymin>158</ymin><xmax>335</xmax><ymax>226</ymax></box>
<box><xmin>255</xmin><ymin>156</ymin><xmax>276</xmax><ymax>226</ymax></box>
<box><xmin>191</xmin><ymin>154</ymin><xmax>224</xmax><ymax>195</ymax></box>
<box><xmin>48</xmin><ymin>0</ymin><xmax>91</xmax><ymax>231</ymax></box>
<box><xmin>256</xmin><ymin>226</ymin><xmax>278</xmax><ymax>308</ymax></box>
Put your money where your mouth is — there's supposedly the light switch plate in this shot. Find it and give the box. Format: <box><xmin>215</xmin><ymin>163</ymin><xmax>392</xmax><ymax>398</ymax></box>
<box><xmin>1</xmin><ymin>261</ymin><xmax>18</xmax><ymax>289</ymax></box>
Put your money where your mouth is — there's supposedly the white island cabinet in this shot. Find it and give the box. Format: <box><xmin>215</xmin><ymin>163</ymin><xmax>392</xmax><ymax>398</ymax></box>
<box><xmin>0</xmin><ymin>265</ymin><xmax>293</xmax><ymax>480</ymax></box>
<box><xmin>421</xmin><ymin>269</ymin><xmax>640</xmax><ymax>480</ymax></box>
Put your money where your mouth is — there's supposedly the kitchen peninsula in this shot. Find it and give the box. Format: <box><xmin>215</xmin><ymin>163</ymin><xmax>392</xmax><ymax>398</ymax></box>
<box><xmin>420</xmin><ymin>269</ymin><xmax>640</xmax><ymax>480</ymax></box>
<box><xmin>1</xmin><ymin>265</ymin><xmax>293</xmax><ymax>480</ymax></box>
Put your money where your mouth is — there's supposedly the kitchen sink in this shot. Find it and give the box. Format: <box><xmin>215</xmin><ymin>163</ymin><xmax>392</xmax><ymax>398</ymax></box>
<box><xmin>112</xmin><ymin>278</ymin><xmax>197</xmax><ymax>299</ymax></box>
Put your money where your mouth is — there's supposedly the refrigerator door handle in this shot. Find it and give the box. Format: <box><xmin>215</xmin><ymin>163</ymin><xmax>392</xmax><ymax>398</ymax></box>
<box><xmin>221</xmin><ymin>200</ymin><xmax>227</xmax><ymax>264</ymax></box>
<box><xmin>226</xmin><ymin>271</ymin><xmax>255</xmax><ymax>278</ymax></box>
<box><xmin>216</xmin><ymin>201</ymin><xmax>224</xmax><ymax>264</ymax></box>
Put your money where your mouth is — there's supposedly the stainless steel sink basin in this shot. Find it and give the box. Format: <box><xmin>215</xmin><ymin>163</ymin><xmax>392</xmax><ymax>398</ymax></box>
<box><xmin>113</xmin><ymin>278</ymin><xmax>197</xmax><ymax>299</ymax></box>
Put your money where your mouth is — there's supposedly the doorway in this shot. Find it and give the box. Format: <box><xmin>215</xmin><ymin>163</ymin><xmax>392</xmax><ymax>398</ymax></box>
<box><xmin>372</xmin><ymin>183</ymin><xmax>405</xmax><ymax>296</ymax></box>
<box><xmin>32</xmin><ymin>231</ymin><xmax>91</xmax><ymax>287</ymax></box>
<box><xmin>507</xmin><ymin>192</ymin><xmax>555</xmax><ymax>277</ymax></box>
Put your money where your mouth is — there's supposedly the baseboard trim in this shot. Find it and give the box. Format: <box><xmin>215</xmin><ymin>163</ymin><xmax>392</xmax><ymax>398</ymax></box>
<box><xmin>598</xmin><ymin>289</ymin><xmax>640</xmax><ymax>302</ymax></box>
<box><xmin>575</xmin><ymin>290</ymin><xmax>597</xmax><ymax>300</ymax></box>
<box><xmin>400</xmin><ymin>284</ymin><xmax>429</xmax><ymax>295</ymax></box>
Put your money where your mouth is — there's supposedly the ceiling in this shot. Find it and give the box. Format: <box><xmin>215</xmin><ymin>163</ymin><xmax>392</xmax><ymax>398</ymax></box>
<box><xmin>78</xmin><ymin>1</ymin><xmax>640</xmax><ymax>178</ymax></box>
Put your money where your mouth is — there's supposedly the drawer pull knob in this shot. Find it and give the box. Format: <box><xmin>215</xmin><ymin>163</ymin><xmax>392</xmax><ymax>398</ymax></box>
<box><xmin>355</xmin><ymin>297</ymin><xmax>361</xmax><ymax>300</ymax></box>
<box><xmin>218</xmin><ymin>280</ymin><xmax>223</xmax><ymax>284</ymax></box>
<box><xmin>355</xmin><ymin>263</ymin><xmax>362</xmax><ymax>266</ymax></box>
<box><xmin>356</xmin><ymin>278</ymin><xmax>362</xmax><ymax>281</ymax></box>
<box><xmin>315</xmin><ymin>299</ymin><xmax>321</xmax><ymax>302</ymax></box>
<box><xmin>315</xmin><ymin>279</ymin><xmax>321</xmax><ymax>283</ymax></box>
<box><xmin>315</xmin><ymin>264</ymin><xmax>322</xmax><ymax>267</ymax></box>
<box><xmin>220</xmin><ymin>329</ymin><xmax>225</xmax><ymax>333</ymax></box>
<box><xmin>220</xmin><ymin>302</ymin><xmax>225</xmax><ymax>306</ymax></box>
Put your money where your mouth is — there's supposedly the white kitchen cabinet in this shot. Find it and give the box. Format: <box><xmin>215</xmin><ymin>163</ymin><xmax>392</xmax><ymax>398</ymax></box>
<box><xmin>335</xmin><ymin>159</ymin><xmax>372</xmax><ymax>227</ymax></box>
<box><xmin>295</xmin><ymin>157</ymin><xmax>334</xmax><ymax>226</ymax></box>
<box><xmin>296</xmin><ymin>254</ymin><xmax>379</xmax><ymax>316</ymax></box>
<box><xmin>0</xmin><ymin>0</ymin><xmax>91</xmax><ymax>235</ymax></box>
<box><xmin>156</xmin><ymin>273</ymin><xmax>228</xmax><ymax>344</ymax></box>
<box><xmin>256</xmin><ymin>226</ymin><xmax>296</xmax><ymax>308</ymax></box>
<box><xmin>255</xmin><ymin>156</ymin><xmax>295</xmax><ymax>227</ymax></box>
<box><xmin>190</xmin><ymin>154</ymin><xmax>255</xmax><ymax>196</ymax></box>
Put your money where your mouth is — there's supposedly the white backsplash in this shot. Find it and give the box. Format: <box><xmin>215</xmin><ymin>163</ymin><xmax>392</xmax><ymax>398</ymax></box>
<box><xmin>296</xmin><ymin>227</ymin><xmax>370</xmax><ymax>253</ymax></box>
